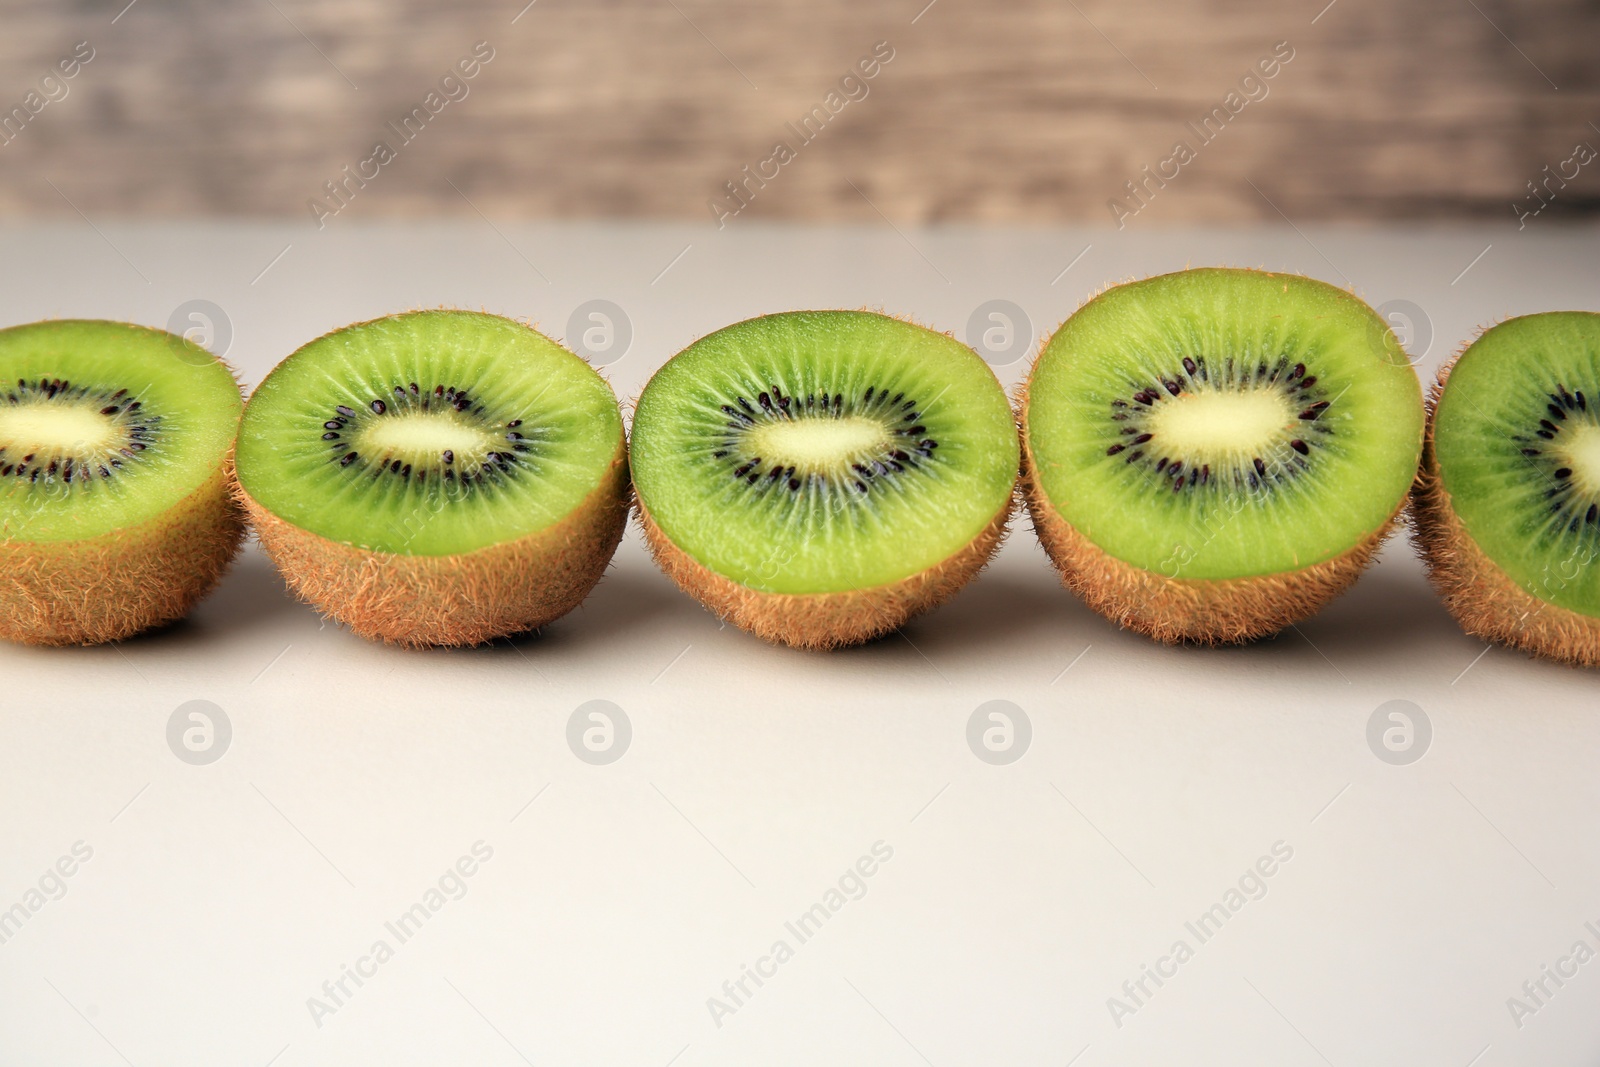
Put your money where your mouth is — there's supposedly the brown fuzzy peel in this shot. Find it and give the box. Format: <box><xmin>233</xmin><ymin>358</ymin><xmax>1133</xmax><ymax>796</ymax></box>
<box><xmin>1410</xmin><ymin>371</ymin><xmax>1600</xmax><ymax>668</ymax></box>
<box><xmin>636</xmin><ymin>496</ymin><xmax>1013</xmax><ymax>651</ymax></box>
<box><xmin>239</xmin><ymin>445</ymin><xmax>629</xmax><ymax>648</ymax></box>
<box><xmin>0</xmin><ymin>464</ymin><xmax>245</xmax><ymax>646</ymax></box>
<box><xmin>1018</xmin><ymin>402</ymin><xmax>1395</xmax><ymax>646</ymax></box>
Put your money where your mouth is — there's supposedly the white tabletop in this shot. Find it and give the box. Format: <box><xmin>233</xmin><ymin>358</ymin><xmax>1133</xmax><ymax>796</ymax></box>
<box><xmin>1</xmin><ymin>222</ymin><xmax>1597</xmax><ymax>1066</ymax></box>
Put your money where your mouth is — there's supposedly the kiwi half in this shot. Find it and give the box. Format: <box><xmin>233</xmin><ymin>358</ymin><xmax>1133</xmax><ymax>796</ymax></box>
<box><xmin>234</xmin><ymin>310</ymin><xmax>628</xmax><ymax>647</ymax></box>
<box><xmin>0</xmin><ymin>320</ymin><xmax>245</xmax><ymax>645</ymax></box>
<box><xmin>630</xmin><ymin>311</ymin><xmax>1018</xmax><ymax>650</ymax></box>
<box><xmin>1412</xmin><ymin>312</ymin><xmax>1600</xmax><ymax>667</ymax></box>
<box><xmin>1020</xmin><ymin>268</ymin><xmax>1424</xmax><ymax>644</ymax></box>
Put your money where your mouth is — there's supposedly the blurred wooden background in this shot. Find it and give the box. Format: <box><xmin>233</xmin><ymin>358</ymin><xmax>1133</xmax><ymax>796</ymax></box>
<box><xmin>1</xmin><ymin>0</ymin><xmax>1596</xmax><ymax>224</ymax></box>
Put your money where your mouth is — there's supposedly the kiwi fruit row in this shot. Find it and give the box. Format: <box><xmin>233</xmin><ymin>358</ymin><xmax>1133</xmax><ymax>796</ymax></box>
<box><xmin>1</xmin><ymin>270</ymin><xmax>1596</xmax><ymax>667</ymax></box>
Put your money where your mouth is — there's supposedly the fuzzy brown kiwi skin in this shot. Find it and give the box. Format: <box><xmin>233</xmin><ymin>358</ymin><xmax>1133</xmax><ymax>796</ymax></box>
<box><xmin>1016</xmin><ymin>400</ymin><xmax>1399</xmax><ymax>645</ymax></box>
<box><xmin>1409</xmin><ymin>354</ymin><xmax>1600</xmax><ymax>668</ymax></box>
<box><xmin>236</xmin><ymin>439</ymin><xmax>629</xmax><ymax>648</ymax></box>
<box><xmin>636</xmin><ymin>494</ymin><xmax>1014</xmax><ymax>651</ymax></box>
<box><xmin>0</xmin><ymin>460</ymin><xmax>245</xmax><ymax>646</ymax></box>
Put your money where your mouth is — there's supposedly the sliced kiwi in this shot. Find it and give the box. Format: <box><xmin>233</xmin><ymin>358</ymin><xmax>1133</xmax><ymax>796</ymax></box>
<box><xmin>1021</xmin><ymin>268</ymin><xmax>1424</xmax><ymax>644</ymax></box>
<box><xmin>1413</xmin><ymin>312</ymin><xmax>1600</xmax><ymax>666</ymax></box>
<box><xmin>0</xmin><ymin>320</ymin><xmax>245</xmax><ymax>645</ymax></box>
<box><xmin>630</xmin><ymin>310</ymin><xmax>1018</xmax><ymax>650</ymax></box>
<box><xmin>234</xmin><ymin>310</ymin><xmax>628</xmax><ymax>647</ymax></box>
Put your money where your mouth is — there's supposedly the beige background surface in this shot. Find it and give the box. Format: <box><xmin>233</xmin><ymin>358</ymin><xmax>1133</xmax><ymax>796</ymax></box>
<box><xmin>1</xmin><ymin>0</ymin><xmax>1597</xmax><ymax>224</ymax></box>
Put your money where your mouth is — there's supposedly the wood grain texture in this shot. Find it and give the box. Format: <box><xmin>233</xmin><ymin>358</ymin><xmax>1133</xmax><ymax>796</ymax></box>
<box><xmin>0</xmin><ymin>0</ymin><xmax>1595</xmax><ymax>223</ymax></box>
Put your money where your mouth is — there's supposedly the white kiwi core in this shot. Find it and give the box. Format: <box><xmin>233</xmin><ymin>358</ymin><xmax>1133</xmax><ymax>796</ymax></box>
<box><xmin>743</xmin><ymin>415</ymin><xmax>892</xmax><ymax>474</ymax></box>
<box><xmin>1558</xmin><ymin>422</ymin><xmax>1600</xmax><ymax>497</ymax></box>
<box><xmin>354</xmin><ymin>412</ymin><xmax>499</xmax><ymax>465</ymax></box>
<box><xmin>0</xmin><ymin>403</ymin><xmax>120</xmax><ymax>454</ymax></box>
<box><xmin>1145</xmin><ymin>388</ymin><xmax>1295</xmax><ymax>464</ymax></box>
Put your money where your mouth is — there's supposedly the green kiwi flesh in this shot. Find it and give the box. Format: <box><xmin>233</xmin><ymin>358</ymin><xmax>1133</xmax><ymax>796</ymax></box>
<box><xmin>1022</xmin><ymin>268</ymin><xmax>1424</xmax><ymax>643</ymax></box>
<box><xmin>630</xmin><ymin>310</ymin><xmax>1018</xmax><ymax>648</ymax></box>
<box><xmin>1415</xmin><ymin>311</ymin><xmax>1600</xmax><ymax>665</ymax></box>
<box><xmin>235</xmin><ymin>310</ymin><xmax>628</xmax><ymax>646</ymax></box>
<box><xmin>0</xmin><ymin>320</ymin><xmax>245</xmax><ymax>644</ymax></box>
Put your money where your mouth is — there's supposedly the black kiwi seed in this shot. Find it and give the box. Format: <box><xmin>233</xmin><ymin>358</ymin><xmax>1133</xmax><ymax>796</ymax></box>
<box><xmin>1096</xmin><ymin>354</ymin><xmax>1340</xmax><ymax>493</ymax></box>
<box><xmin>1513</xmin><ymin>384</ymin><xmax>1600</xmax><ymax>529</ymax></box>
<box><xmin>707</xmin><ymin>383</ymin><xmax>948</xmax><ymax>498</ymax></box>
<box><xmin>322</xmin><ymin>384</ymin><xmax>538</xmax><ymax>488</ymax></box>
<box><xmin>2</xmin><ymin>379</ymin><xmax>160</xmax><ymax>490</ymax></box>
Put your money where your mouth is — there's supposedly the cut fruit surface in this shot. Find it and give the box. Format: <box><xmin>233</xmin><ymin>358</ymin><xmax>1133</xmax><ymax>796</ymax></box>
<box><xmin>1021</xmin><ymin>268</ymin><xmax>1424</xmax><ymax>643</ymax></box>
<box><xmin>631</xmin><ymin>310</ymin><xmax>1018</xmax><ymax>648</ymax></box>
<box><xmin>0</xmin><ymin>320</ymin><xmax>242</xmax><ymax>542</ymax></box>
<box><xmin>1026</xmin><ymin>269</ymin><xmax>1422</xmax><ymax>580</ymax></box>
<box><xmin>633</xmin><ymin>311</ymin><xmax>1018</xmax><ymax>595</ymax></box>
<box><xmin>1428</xmin><ymin>313</ymin><xmax>1600</xmax><ymax>617</ymax></box>
<box><xmin>1413</xmin><ymin>311</ymin><xmax>1600</xmax><ymax>666</ymax></box>
<box><xmin>237</xmin><ymin>310</ymin><xmax>624</xmax><ymax>557</ymax></box>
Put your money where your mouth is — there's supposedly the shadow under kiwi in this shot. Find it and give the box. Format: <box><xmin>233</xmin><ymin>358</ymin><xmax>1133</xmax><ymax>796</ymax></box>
<box><xmin>823</xmin><ymin>560</ymin><xmax>1100</xmax><ymax>669</ymax></box>
<box><xmin>463</xmin><ymin>560</ymin><xmax>694</xmax><ymax>657</ymax></box>
<box><xmin>1261</xmin><ymin>548</ymin><xmax>1473</xmax><ymax>665</ymax></box>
